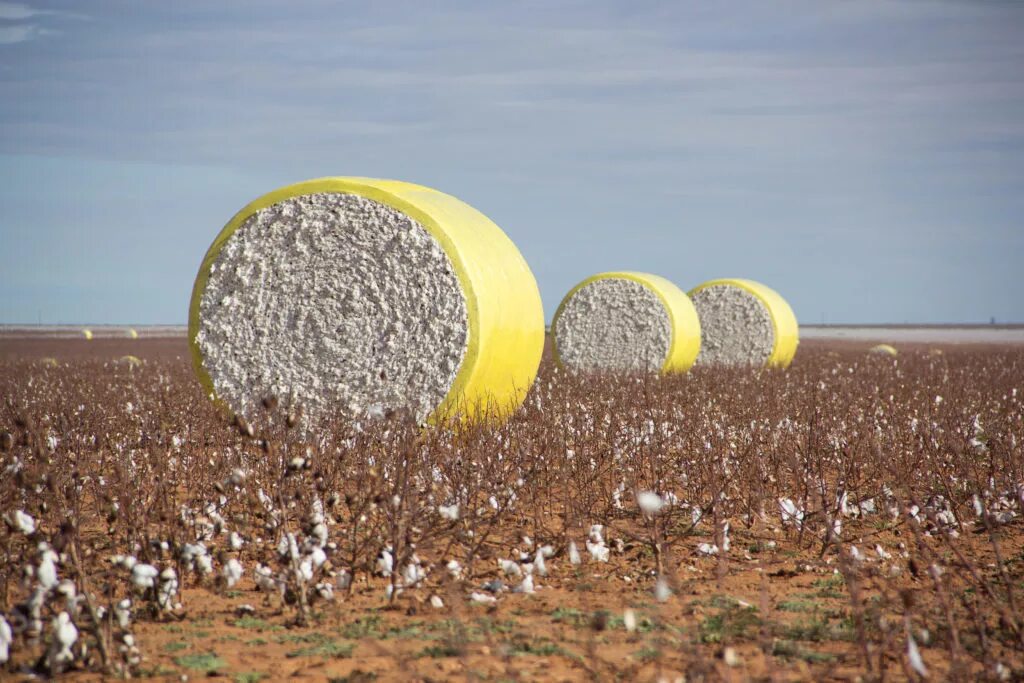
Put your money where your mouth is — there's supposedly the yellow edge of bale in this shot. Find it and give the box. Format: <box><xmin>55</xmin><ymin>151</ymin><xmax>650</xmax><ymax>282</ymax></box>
<box><xmin>188</xmin><ymin>177</ymin><xmax>546</xmax><ymax>425</ymax></box>
<box><xmin>551</xmin><ymin>271</ymin><xmax>702</xmax><ymax>374</ymax></box>
<box><xmin>688</xmin><ymin>278</ymin><xmax>799</xmax><ymax>368</ymax></box>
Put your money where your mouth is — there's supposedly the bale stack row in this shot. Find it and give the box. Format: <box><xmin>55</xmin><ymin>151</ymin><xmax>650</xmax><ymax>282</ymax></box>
<box><xmin>551</xmin><ymin>275</ymin><xmax>797</xmax><ymax>374</ymax></box>
<box><xmin>189</xmin><ymin>177</ymin><xmax>798</xmax><ymax>427</ymax></box>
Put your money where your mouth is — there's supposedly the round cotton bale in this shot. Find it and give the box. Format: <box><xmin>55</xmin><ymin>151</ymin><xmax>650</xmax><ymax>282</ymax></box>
<box><xmin>688</xmin><ymin>279</ymin><xmax>798</xmax><ymax>368</ymax></box>
<box><xmin>868</xmin><ymin>344</ymin><xmax>898</xmax><ymax>357</ymax></box>
<box><xmin>81</xmin><ymin>328</ymin><xmax>93</xmax><ymax>340</ymax></box>
<box><xmin>551</xmin><ymin>272</ymin><xmax>701</xmax><ymax>373</ymax></box>
<box><xmin>188</xmin><ymin>177</ymin><xmax>545</xmax><ymax>425</ymax></box>
<box><xmin>118</xmin><ymin>355</ymin><xmax>143</xmax><ymax>368</ymax></box>
<box><xmin>127</xmin><ymin>328</ymin><xmax>139</xmax><ymax>339</ymax></box>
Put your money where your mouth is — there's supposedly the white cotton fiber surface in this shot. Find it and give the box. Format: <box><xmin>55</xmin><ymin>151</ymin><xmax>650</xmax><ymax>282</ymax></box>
<box><xmin>691</xmin><ymin>285</ymin><xmax>774</xmax><ymax>366</ymax></box>
<box><xmin>554</xmin><ymin>278</ymin><xmax>671</xmax><ymax>372</ymax></box>
<box><xmin>194</xmin><ymin>192</ymin><xmax>469</xmax><ymax>422</ymax></box>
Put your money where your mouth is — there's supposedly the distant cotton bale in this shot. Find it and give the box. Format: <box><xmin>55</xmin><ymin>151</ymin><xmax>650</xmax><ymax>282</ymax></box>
<box><xmin>118</xmin><ymin>355</ymin><xmax>143</xmax><ymax>368</ymax></box>
<box><xmin>688</xmin><ymin>279</ymin><xmax>798</xmax><ymax>368</ymax></box>
<box><xmin>868</xmin><ymin>344</ymin><xmax>899</xmax><ymax>357</ymax></box>
<box><xmin>127</xmin><ymin>328</ymin><xmax>139</xmax><ymax>339</ymax></box>
<box><xmin>552</xmin><ymin>272</ymin><xmax>701</xmax><ymax>373</ymax></box>
<box><xmin>81</xmin><ymin>329</ymin><xmax>93</xmax><ymax>340</ymax></box>
<box><xmin>40</xmin><ymin>357</ymin><xmax>59</xmax><ymax>367</ymax></box>
<box><xmin>189</xmin><ymin>178</ymin><xmax>544</xmax><ymax>425</ymax></box>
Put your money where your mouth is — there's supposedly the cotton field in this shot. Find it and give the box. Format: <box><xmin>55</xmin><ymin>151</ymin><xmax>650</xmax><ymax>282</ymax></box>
<box><xmin>0</xmin><ymin>339</ymin><xmax>1022</xmax><ymax>680</ymax></box>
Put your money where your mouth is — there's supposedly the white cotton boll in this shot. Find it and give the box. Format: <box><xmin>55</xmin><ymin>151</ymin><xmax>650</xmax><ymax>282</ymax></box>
<box><xmin>9</xmin><ymin>510</ymin><xmax>35</xmax><ymax>535</ymax></box>
<box><xmin>438</xmin><ymin>504</ymin><xmax>460</xmax><ymax>521</ymax></box>
<box><xmin>623</xmin><ymin>609</ymin><xmax>637</xmax><ymax>633</ymax></box>
<box><xmin>230</xmin><ymin>531</ymin><xmax>244</xmax><ymax>550</ymax></box>
<box><xmin>335</xmin><ymin>568</ymin><xmax>352</xmax><ymax>590</ymax></box>
<box><xmin>586</xmin><ymin>539</ymin><xmax>610</xmax><ymax>563</ymax></box>
<box><xmin>157</xmin><ymin>568</ymin><xmax>178</xmax><ymax>610</ymax></box>
<box><xmin>403</xmin><ymin>562</ymin><xmax>424</xmax><ymax>587</ymax></box>
<box><xmin>376</xmin><ymin>548</ymin><xmax>394</xmax><ymax>577</ymax></box>
<box><xmin>588</xmin><ymin>525</ymin><xmax>604</xmax><ymax>544</ymax></box>
<box><xmin>298</xmin><ymin>557</ymin><xmax>314</xmax><ymax>583</ymax></box>
<box><xmin>875</xmin><ymin>545</ymin><xmax>892</xmax><ymax>560</ymax></box>
<box><xmin>37</xmin><ymin>548</ymin><xmax>59</xmax><ymax>590</ymax></box>
<box><xmin>513</xmin><ymin>573</ymin><xmax>535</xmax><ymax>594</ymax></box>
<box><xmin>489</xmin><ymin>496</ymin><xmax>499</xmax><ymax>510</ymax></box>
<box><xmin>0</xmin><ymin>615</ymin><xmax>12</xmax><ymax>664</ymax></box>
<box><xmin>309</xmin><ymin>547</ymin><xmax>327</xmax><ymax>570</ymax></box>
<box><xmin>309</xmin><ymin>523</ymin><xmax>329</xmax><ymax>548</ymax></box>
<box><xmin>534</xmin><ymin>549</ymin><xmax>548</xmax><ymax>577</ymax></box>
<box><xmin>195</xmin><ymin>553</ymin><xmax>213</xmax><ymax>575</ymax></box>
<box><xmin>430</xmin><ymin>595</ymin><xmax>444</xmax><ymax>609</ymax></box>
<box><xmin>849</xmin><ymin>546</ymin><xmax>863</xmax><ymax>562</ymax></box>
<box><xmin>697</xmin><ymin>543</ymin><xmax>718</xmax><ymax>556</ymax></box>
<box><xmin>539</xmin><ymin>545</ymin><xmax>554</xmax><ymax>559</ymax></box>
<box><xmin>499</xmin><ymin>559</ymin><xmax>522</xmax><ymax>578</ymax></box>
<box><xmin>521</xmin><ymin>536</ymin><xmax>533</xmax><ymax>549</ymax></box>
<box><xmin>47</xmin><ymin>612</ymin><xmax>78</xmax><ymax>671</ymax></box>
<box><xmin>637</xmin><ymin>491</ymin><xmax>665</xmax><ymax>515</ymax></box>
<box><xmin>114</xmin><ymin>599</ymin><xmax>132</xmax><ymax>629</ymax></box>
<box><xmin>568</xmin><ymin>541</ymin><xmax>582</xmax><ymax>565</ymax></box>
<box><xmin>315</xmin><ymin>582</ymin><xmax>334</xmax><ymax>601</ymax></box>
<box><xmin>779</xmin><ymin>498</ymin><xmax>805</xmax><ymax>528</ymax></box>
<box><xmin>470</xmin><ymin>591</ymin><xmax>496</xmax><ymax>604</ymax></box>
<box><xmin>721</xmin><ymin>522</ymin><xmax>731</xmax><ymax>552</ymax></box>
<box><xmin>654</xmin><ymin>577</ymin><xmax>672</xmax><ymax>603</ymax></box>
<box><xmin>446</xmin><ymin>559</ymin><xmax>463</xmax><ymax>580</ymax></box>
<box><xmin>131</xmin><ymin>564</ymin><xmax>158</xmax><ymax>590</ymax></box>
<box><xmin>224</xmin><ymin>558</ymin><xmax>244</xmax><ymax>588</ymax></box>
<box><xmin>907</xmin><ymin>632</ymin><xmax>928</xmax><ymax>677</ymax></box>
<box><xmin>254</xmin><ymin>564</ymin><xmax>276</xmax><ymax>593</ymax></box>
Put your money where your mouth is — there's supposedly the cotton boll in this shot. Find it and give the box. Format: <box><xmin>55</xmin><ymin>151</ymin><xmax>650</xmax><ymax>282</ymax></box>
<box><xmin>114</xmin><ymin>599</ymin><xmax>132</xmax><ymax>630</ymax></box>
<box><xmin>0</xmin><ymin>615</ymin><xmax>12</xmax><ymax>664</ymax></box>
<box><xmin>637</xmin><ymin>491</ymin><xmax>665</xmax><ymax>514</ymax></box>
<box><xmin>470</xmin><ymin>591</ymin><xmax>496</xmax><ymax>604</ymax></box>
<box><xmin>230</xmin><ymin>531</ymin><xmax>244</xmax><ymax>550</ymax></box>
<box><xmin>223</xmin><ymin>558</ymin><xmax>244</xmax><ymax>588</ymax></box>
<box><xmin>438</xmin><ymin>504</ymin><xmax>460</xmax><ymax>521</ymax></box>
<box><xmin>586</xmin><ymin>539</ymin><xmax>609</xmax><ymax>563</ymax></box>
<box><xmin>131</xmin><ymin>564</ymin><xmax>158</xmax><ymax>590</ymax></box>
<box><xmin>654</xmin><ymin>576</ymin><xmax>672</xmax><ymax>603</ymax></box>
<box><xmin>534</xmin><ymin>549</ymin><xmax>548</xmax><ymax>577</ymax></box>
<box><xmin>46</xmin><ymin>612</ymin><xmax>78</xmax><ymax>672</ymax></box>
<box><xmin>568</xmin><ymin>541</ymin><xmax>581</xmax><ymax>565</ymax></box>
<box><xmin>446</xmin><ymin>559</ymin><xmax>463</xmax><ymax>580</ymax></box>
<box><xmin>376</xmin><ymin>548</ymin><xmax>394</xmax><ymax>577</ymax></box>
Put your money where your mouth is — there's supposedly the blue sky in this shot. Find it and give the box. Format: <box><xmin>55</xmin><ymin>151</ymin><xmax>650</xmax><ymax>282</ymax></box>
<box><xmin>1</xmin><ymin>0</ymin><xmax>1021</xmax><ymax>324</ymax></box>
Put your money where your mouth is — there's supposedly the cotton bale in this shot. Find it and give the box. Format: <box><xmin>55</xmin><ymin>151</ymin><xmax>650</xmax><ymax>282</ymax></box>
<box><xmin>688</xmin><ymin>279</ymin><xmax>798</xmax><ymax>368</ymax></box>
<box><xmin>868</xmin><ymin>344</ymin><xmax>898</xmax><ymax>357</ymax></box>
<box><xmin>189</xmin><ymin>177</ymin><xmax>545</xmax><ymax>425</ymax></box>
<box><xmin>127</xmin><ymin>328</ymin><xmax>139</xmax><ymax>339</ymax></box>
<box><xmin>551</xmin><ymin>272</ymin><xmax>701</xmax><ymax>373</ymax></box>
<box><xmin>81</xmin><ymin>328</ymin><xmax>93</xmax><ymax>340</ymax></box>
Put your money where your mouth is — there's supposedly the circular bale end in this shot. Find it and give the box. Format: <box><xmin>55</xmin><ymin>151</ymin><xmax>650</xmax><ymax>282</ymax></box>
<box><xmin>552</xmin><ymin>272</ymin><xmax>701</xmax><ymax>374</ymax></box>
<box><xmin>868</xmin><ymin>344</ymin><xmax>899</xmax><ymax>357</ymax></box>
<box><xmin>688</xmin><ymin>278</ymin><xmax>798</xmax><ymax>368</ymax></box>
<box><xmin>188</xmin><ymin>178</ymin><xmax>544</xmax><ymax>426</ymax></box>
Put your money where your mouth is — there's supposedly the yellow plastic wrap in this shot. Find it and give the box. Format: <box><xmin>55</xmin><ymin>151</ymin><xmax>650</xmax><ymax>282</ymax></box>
<box><xmin>551</xmin><ymin>271</ymin><xmax>701</xmax><ymax>374</ymax></box>
<box><xmin>81</xmin><ymin>329</ymin><xmax>92</xmax><ymax>340</ymax></box>
<box><xmin>868</xmin><ymin>344</ymin><xmax>898</xmax><ymax>357</ymax></box>
<box><xmin>688</xmin><ymin>278</ymin><xmax>799</xmax><ymax>368</ymax></box>
<box><xmin>188</xmin><ymin>177</ymin><xmax>545</xmax><ymax>424</ymax></box>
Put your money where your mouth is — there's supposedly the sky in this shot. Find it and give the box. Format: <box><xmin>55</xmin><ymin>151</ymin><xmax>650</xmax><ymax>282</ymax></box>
<box><xmin>1</xmin><ymin>0</ymin><xmax>1022</xmax><ymax>325</ymax></box>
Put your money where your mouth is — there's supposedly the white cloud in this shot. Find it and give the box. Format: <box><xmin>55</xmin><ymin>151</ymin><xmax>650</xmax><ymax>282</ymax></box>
<box><xmin>0</xmin><ymin>2</ymin><xmax>43</xmax><ymax>21</ymax></box>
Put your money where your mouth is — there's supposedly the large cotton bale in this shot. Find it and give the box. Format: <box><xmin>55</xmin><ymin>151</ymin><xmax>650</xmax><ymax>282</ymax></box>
<box><xmin>551</xmin><ymin>272</ymin><xmax>701</xmax><ymax>373</ymax></box>
<box><xmin>81</xmin><ymin>328</ymin><xmax>93</xmax><ymax>340</ymax></box>
<box><xmin>688</xmin><ymin>278</ymin><xmax>798</xmax><ymax>368</ymax></box>
<box><xmin>188</xmin><ymin>178</ymin><xmax>544</xmax><ymax>425</ymax></box>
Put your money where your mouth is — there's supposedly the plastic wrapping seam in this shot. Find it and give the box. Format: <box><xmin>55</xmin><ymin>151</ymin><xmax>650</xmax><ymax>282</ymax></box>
<box><xmin>551</xmin><ymin>271</ymin><xmax>701</xmax><ymax>374</ymax></box>
<box><xmin>188</xmin><ymin>177</ymin><xmax>545</xmax><ymax>425</ymax></box>
<box><xmin>688</xmin><ymin>278</ymin><xmax>799</xmax><ymax>368</ymax></box>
